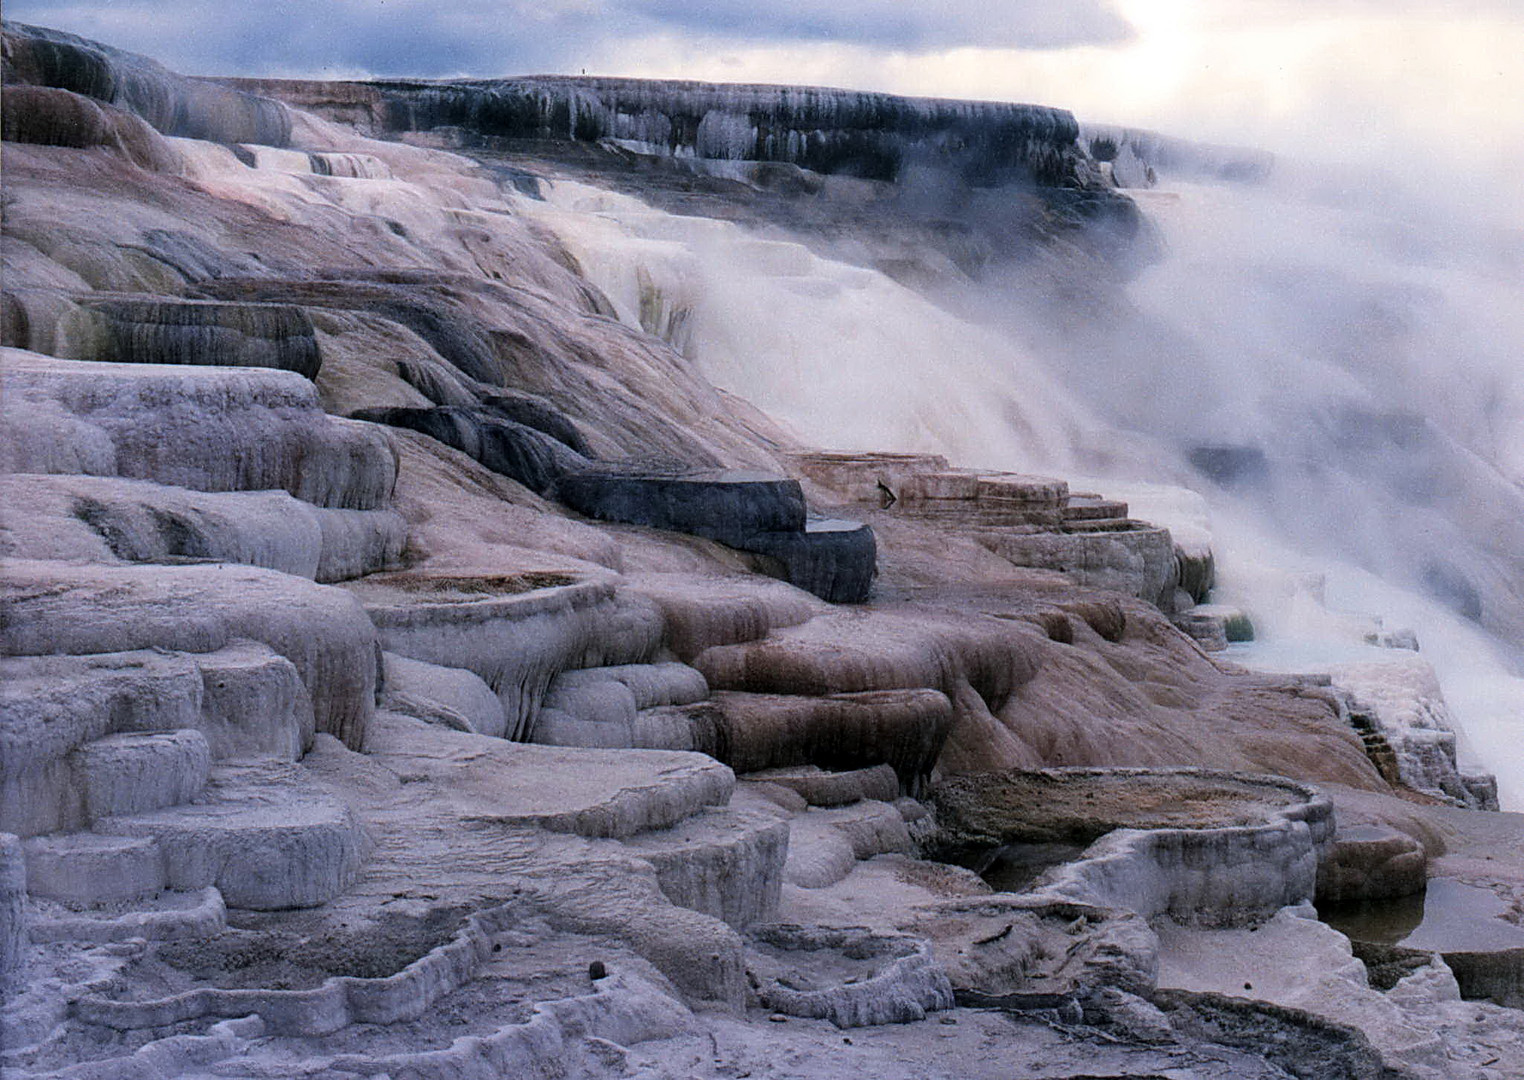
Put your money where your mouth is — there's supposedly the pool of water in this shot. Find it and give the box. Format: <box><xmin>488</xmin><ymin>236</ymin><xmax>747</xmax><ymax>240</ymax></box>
<box><xmin>1319</xmin><ymin>878</ymin><xmax>1524</xmax><ymax>952</ymax></box>
<box><xmin>977</xmin><ymin>840</ymin><xmax>1092</xmax><ymax>895</ymax></box>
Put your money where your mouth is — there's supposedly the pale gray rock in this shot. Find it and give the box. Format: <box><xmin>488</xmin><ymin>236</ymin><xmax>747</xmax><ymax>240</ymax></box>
<box><xmin>22</xmin><ymin>833</ymin><xmax>166</xmax><ymax>905</ymax></box>
<box><xmin>748</xmin><ymin>924</ymin><xmax>954</xmax><ymax>1028</ymax></box>
<box><xmin>354</xmin><ymin>574</ymin><xmax>662</xmax><ymax>743</ymax></box>
<box><xmin>73</xmin><ymin>730</ymin><xmax>211</xmax><ymax>821</ymax></box>
<box><xmin>0</xmin><ymin>646</ymin><xmax>310</xmax><ymax>808</ymax></box>
<box><xmin>1329</xmin><ymin>656</ymin><xmax>1497</xmax><ymax>809</ymax></box>
<box><xmin>934</xmin><ymin>768</ymin><xmax>1334</xmax><ymax>927</ymax></box>
<box><xmin>1038</xmin><ymin>815</ymin><xmax>1325</xmax><ymax>926</ymax></box>
<box><xmin>27</xmin><ymin>886</ymin><xmax>227</xmax><ymax>943</ymax></box>
<box><xmin>1</xmin><ymin>559</ymin><xmax>377</xmax><ymax>751</ymax></box>
<box><xmin>360</xmin><ymin>712</ymin><xmax>736</xmax><ymax>841</ymax></box>
<box><xmin>194</xmin><ymin>642</ymin><xmax>311</xmax><ymax>760</ymax></box>
<box><xmin>0</xmin><ymin>350</ymin><xmax>397</xmax><ymax>512</ymax></box>
<box><xmin>2</xmin><ymin>650</ymin><xmax>202</xmax><ymax>836</ymax></box>
<box><xmin>569</xmin><ymin>662</ymin><xmax>711</xmax><ymax>709</ymax></box>
<box><xmin>531</xmin><ymin>700</ymin><xmax>720</xmax><ymax>752</ymax></box>
<box><xmin>905</xmin><ymin>894</ymin><xmax>1159</xmax><ymax>1006</ymax></box>
<box><xmin>93</xmin><ymin>759</ymin><xmax>366</xmax><ymax>910</ymax></box>
<box><xmin>0</xmin><ymin>474</ymin><xmax>404</xmax><ymax>582</ymax></box>
<box><xmin>382</xmin><ymin>652</ymin><xmax>508</xmax><ymax>738</ymax></box>
<box><xmin>0</xmin><ymin>833</ymin><xmax>25</xmax><ymax>993</ymax></box>
<box><xmin>531</xmin><ymin>662</ymin><xmax>711</xmax><ymax>749</ymax></box>
<box><xmin>621</xmin><ymin>805</ymin><xmax>790</xmax><ymax>928</ymax></box>
<box><xmin>784</xmin><ymin>800</ymin><xmax>914</xmax><ymax>889</ymax></box>
<box><xmin>0</xmin><ymin>645</ymin><xmax>306</xmax><ymax>837</ymax></box>
<box><xmin>975</xmin><ymin>525</ymin><xmax>1179</xmax><ymax>609</ymax></box>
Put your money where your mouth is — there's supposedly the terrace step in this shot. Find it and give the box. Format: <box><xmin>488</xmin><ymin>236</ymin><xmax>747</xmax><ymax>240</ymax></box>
<box><xmin>23</xmin><ymin>832</ymin><xmax>166</xmax><ymax>904</ymax></box>
<box><xmin>620</xmin><ymin>804</ymin><xmax>790</xmax><ymax>929</ymax></box>
<box><xmin>94</xmin><ymin>761</ymin><xmax>366</xmax><ymax>910</ymax></box>
<box><xmin>1061</xmin><ymin>495</ymin><xmax>1129</xmax><ymax>521</ymax></box>
<box><xmin>783</xmin><ymin>800</ymin><xmax>915</xmax><ymax>889</ymax></box>
<box><xmin>740</xmin><ymin>764</ymin><xmax>900</xmax><ymax>808</ymax></box>
<box><xmin>72</xmin><ymin>730</ymin><xmax>211</xmax><ymax>821</ymax></box>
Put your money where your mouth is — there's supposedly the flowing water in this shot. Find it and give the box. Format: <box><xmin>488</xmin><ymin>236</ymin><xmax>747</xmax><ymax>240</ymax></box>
<box><xmin>522</xmin><ymin>161</ymin><xmax>1524</xmax><ymax>809</ymax></box>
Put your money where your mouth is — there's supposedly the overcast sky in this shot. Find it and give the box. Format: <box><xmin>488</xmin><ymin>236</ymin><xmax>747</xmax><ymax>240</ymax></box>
<box><xmin>8</xmin><ymin>0</ymin><xmax>1521</xmax><ymax>198</ymax></box>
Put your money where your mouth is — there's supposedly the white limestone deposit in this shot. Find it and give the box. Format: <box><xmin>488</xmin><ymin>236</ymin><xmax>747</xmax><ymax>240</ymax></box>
<box><xmin>2</xmin><ymin>21</ymin><xmax>1521</xmax><ymax>1080</ymax></box>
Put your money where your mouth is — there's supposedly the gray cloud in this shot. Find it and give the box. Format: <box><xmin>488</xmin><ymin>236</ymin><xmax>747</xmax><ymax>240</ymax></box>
<box><xmin>622</xmin><ymin>0</ymin><xmax>1133</xmax><ymax>51</ymax></box>
<box><xmin>3</xmin><ymin>0</ymin><xmax>1134</xmax><ymax>78</ymax></box>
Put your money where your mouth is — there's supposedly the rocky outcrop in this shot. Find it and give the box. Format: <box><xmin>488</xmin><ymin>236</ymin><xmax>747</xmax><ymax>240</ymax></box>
<box><xmin>58</xmin><ymin>296</ymin><xmax>322</xmax><ymax>377</ymax></box>
<box><xmin>903</xmin><ymin>894</ymin><xmax>1158</xmax><ymax>1008</ymax></box>
<box><xmin>0</xmin><ymin>84</ymin><xmax>180</xmax><ymax>170</ymax></box>
<box><xmin>2</xmin><ymin>21</ymin><xmax>292</xmax><ymax>145</ymax></box>
<box><xmin>559</xmin><ymin>466</ymin><xmax>876</xmax><ymax>602</ymax></box>
<box><xmin>229</xmin><ymin>75</ymin><xmax>1094</xmax><ymax>188</ymax></box>
<box><xmin>559</xmin><ymin>467</ymin><xmax>807</xmax><ymax>548</ymax></box>
<box><xmin>748</xmin><ymin>924</ymin><xmax>954</xmax><ymax>1027</ymax></box>
<box><xmin>710</xmin><ymin>690</ymin><xmax>954</xmax><ymax>790</ymax></box>
<box><xmin>1080</xmin><ymin>123</ymin><xmax>1275</xmax><ymax>187</ymax></box>
<box><xmin>932</xmin><ymin>768</ymin><xmax>1336</xmax><ymax>926</ymax></box>
<box><xmin>620</xmin><ymin>805</ymin><xmax>790</xmax><ymax>928</ymax></box>
<box><xmin>349</xmin><ymin>573</ymin><xmax>660</xmax><ymax>743</ymax></box>
<box><xmin>381</xmin><ymin>652</ymin><xmax>509</xmax><ymax>737</ymax></box>
<box><xmin>0</xmin><ymin>834</ymin><xmax>25</xmax><ymax>994</ymax></box>
<box><xmin>0</xmin><ymin>474</ymin><xmax>406</xmax><ymax>583</ymax></box>
<box><xmin>740</xmin><ymin>517</ymin><xmax>878</xmax><ymax>605</ymax></box>
<box><xmin>790</xmin><ymin>451</ymin><xmax>1179</xmax><ymax>609</ymax></box>
<box><xmin>1316</xmin><ymin>824</ymin><xmax>1427</xmax><ymax>903</ymax></box>
<box><xmin>532</xmin><ymin>661</ymin><xmax>711</xmax><ymax>750</ymax></box>
<box><xmin>92</xmin><ymin>760</ymin><xmax>366</xmax><ymax>910</ymax></box>
<box><xmin>0</xmin><ymin>350</ymin><xmax>397</xmax><ymax>511</ymax></box>
<box><xmin>1328</xmin><ymin>655</ymin><xmax>1498</xmax><ymax>809</ymax></box>
<box><xmin>352</xmin><ymin>404</ymin><xmax>589</xmax><ymax>495</ymax></box>
<box><xmin>1</xmin><ymin>560</ymin><xmax>378</xmax><ymax>751</ymax></box>
<box><xmin>6</xmin><ymin>23</ymin><xmax>1520</xmax><ymax>1080</ymax></box>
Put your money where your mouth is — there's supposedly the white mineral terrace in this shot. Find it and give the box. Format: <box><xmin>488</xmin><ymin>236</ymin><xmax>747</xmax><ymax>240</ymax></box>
<box><xmin>1</xmin><ymin>18</ymin><xmax>1522</xmax><ymax>1080</ymax></box>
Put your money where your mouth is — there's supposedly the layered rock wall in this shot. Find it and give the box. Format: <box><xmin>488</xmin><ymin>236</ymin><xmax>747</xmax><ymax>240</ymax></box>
<box><xmin>229</xmin><ymin>75</ymin><xmax>1093</xmax><ymax>187</ymax></box>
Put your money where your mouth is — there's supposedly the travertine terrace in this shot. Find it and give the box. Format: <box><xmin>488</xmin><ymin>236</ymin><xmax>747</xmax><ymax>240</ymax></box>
<box><xmin>2</xmin><ymin>21</ymin><xmax>1522</xmax><ymax>1080</ymax></box>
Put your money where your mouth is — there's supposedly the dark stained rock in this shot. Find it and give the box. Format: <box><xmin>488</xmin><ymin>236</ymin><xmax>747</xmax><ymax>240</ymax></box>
<box><xmin>350</xmin><ymin>406</ymin><xmax>589</xmax><ymax>496</ymax></box>
<box><xmin>265</xmin><ymin>76</ymin><xmax>1092</xmax><ymax>188</ymax></box>
<box><xmin>558</xmin><ymin>466</ymin><xmax>876</xmax><ymax>603</ymax></box>
<box><xmin>134</xmin><ymin>229</ymin><xmax>260</xmax><ymax>283</ymax></box>
<box><xmin>479</xmin><ymin>391</ymin><xmax>591</xmax><ymax>455</ymax></box>
<box><xmin>1058</xmin><ymin>598</ymin><xmax>1126</xmax><ymax>643</ymax></box>
<box><xmin>1154</xmin><ymin>990</ymin><xmax>1415</xmax><ymax>1080</ymax></box>
<box><xmin>0</xmin><ymin>84</ymin><xmax>179</xmax><ymax>171</ymax></box>
<box><xmin>711</xmin><ymin>689</ymin><xmax>954</xmax><ymax>792</ymax></box>
<box><xmin>1315</xmin><ymin>824</ymin><xmax>1427</xmax><ymax>904</ymax></box>
<box><xmin>556</xmin><ymin>466</ymin><xmax>807</xmax><ymax>548</ymax></box>
<box><xmin>1175</xmin><ymin>542</ymin><xmax>1216</xmax><ymax>605</ymax></box>
<box><xmin>197</xmin><ymin>278</ymin><xmax>505</xmax><ymax>385</ymax></box>
<box><xmin>743</xmin><ymin>518</ymin><xmax>876</xmax><ymax>604</ymax></box>
<box><xmin>72</xmin><ymin>297</ymin><xmax>322</xmax><ymax>378</ymax></box>
<box><xmin>2</xmin><ymin>21</ymin><xmax>292</xmax><ymax>145</ymax></box>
